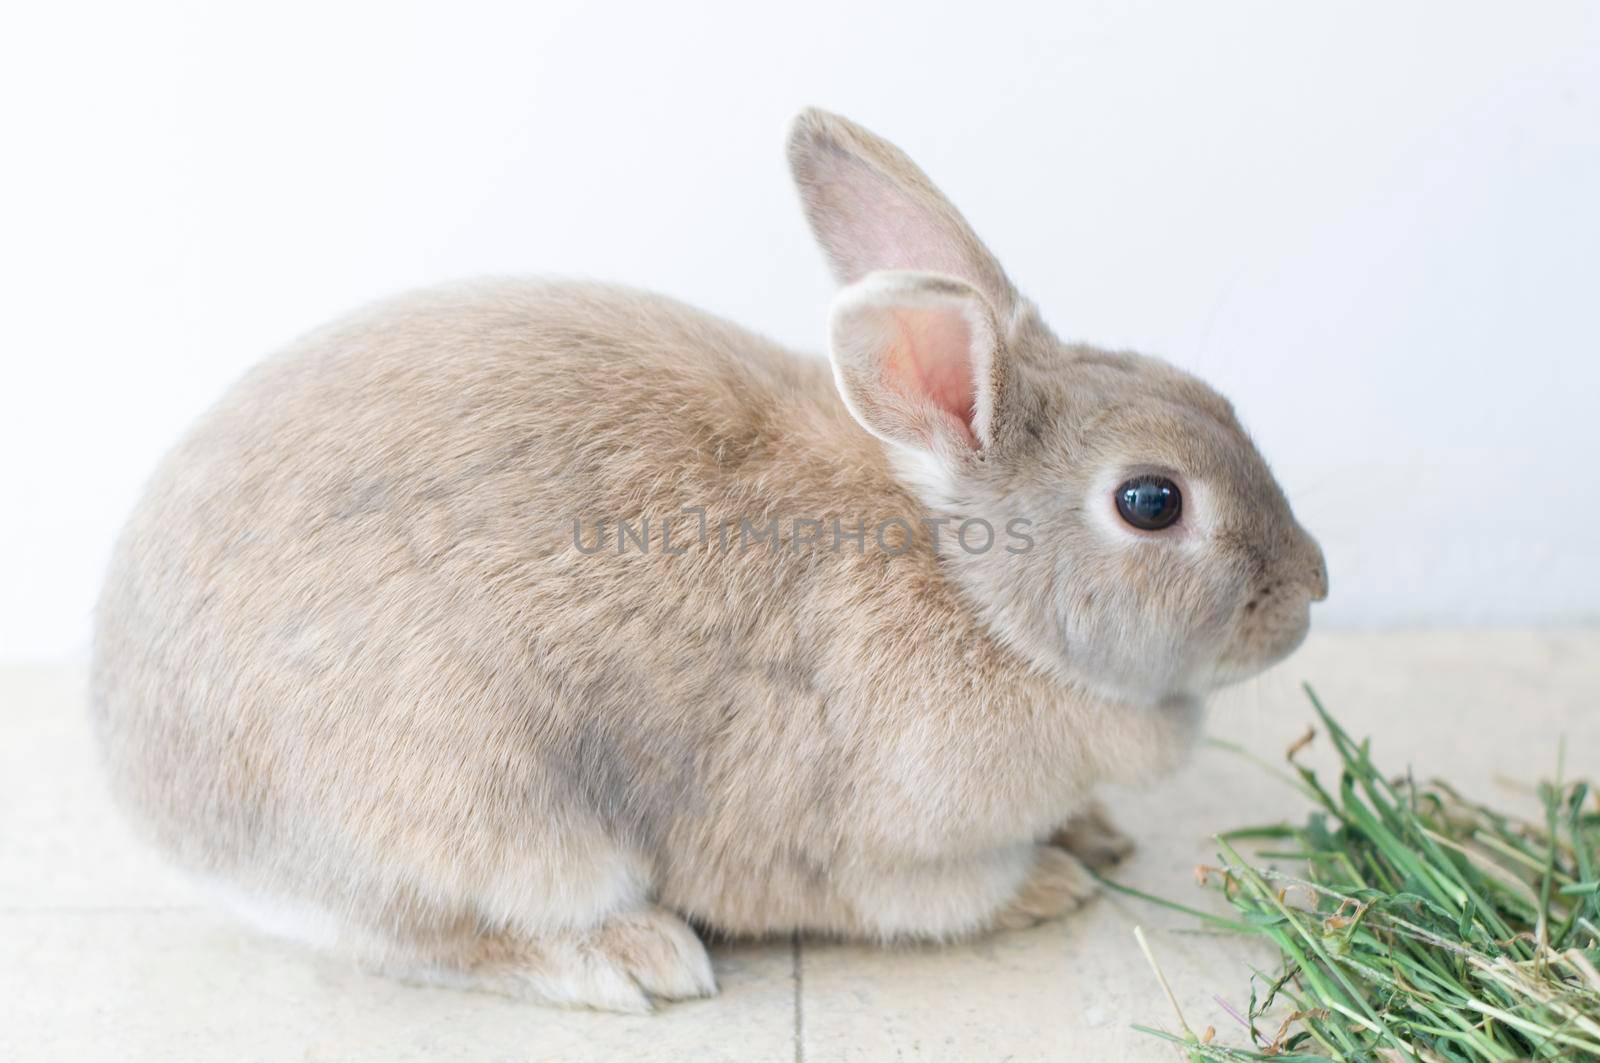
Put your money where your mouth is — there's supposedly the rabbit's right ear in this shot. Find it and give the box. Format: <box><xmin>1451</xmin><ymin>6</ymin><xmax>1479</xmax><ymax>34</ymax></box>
<box><xmin>787</xmin><ymin>108</ymin><xmax>1018</xmax><ymax>316</ymax></box>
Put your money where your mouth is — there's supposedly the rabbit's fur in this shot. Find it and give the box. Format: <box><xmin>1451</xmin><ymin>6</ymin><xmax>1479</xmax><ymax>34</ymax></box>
<box><xmin>91</xmin><ymin>110</ymin><xmax>1326</xmax><ymax>1012</ymax></box>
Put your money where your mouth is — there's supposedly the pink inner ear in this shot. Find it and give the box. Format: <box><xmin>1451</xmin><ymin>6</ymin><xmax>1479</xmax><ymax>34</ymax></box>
<box><xmin>882</xmin><ymin>305</ymin><xmax>978</xmax><ymax>447</ymax></box>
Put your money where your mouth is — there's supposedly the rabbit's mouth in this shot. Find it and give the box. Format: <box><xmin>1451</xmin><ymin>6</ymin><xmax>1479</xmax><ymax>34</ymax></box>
<box><xmin>1210</xmin><ymin>590</ymin><xmax>1316</xmax><ymax>687</ymax></box>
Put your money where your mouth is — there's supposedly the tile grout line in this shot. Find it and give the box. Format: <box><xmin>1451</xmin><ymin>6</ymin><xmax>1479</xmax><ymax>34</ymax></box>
<box><xmin>792</xmin><ymin>931</ymin><xmax>805</xmax><ymax>1063</ymax></box>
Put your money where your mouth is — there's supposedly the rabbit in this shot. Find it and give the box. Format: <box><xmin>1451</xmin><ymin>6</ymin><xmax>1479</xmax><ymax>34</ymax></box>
<box><xmin>90</xmin><ymin>108</ymin><xmax>1327</xmax><ymax>1013</ymax></box>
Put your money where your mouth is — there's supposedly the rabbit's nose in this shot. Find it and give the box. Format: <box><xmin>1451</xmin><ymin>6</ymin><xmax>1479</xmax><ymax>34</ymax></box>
<box><xmin>1304</xmin><ymin>542</ymin><xmax>1329</xmax><ymax>602</ymax></box>
<box><xmin>1310</xmin><ymin>566</ymin><xmax>1329</xmax><ymax>602</ymax></box>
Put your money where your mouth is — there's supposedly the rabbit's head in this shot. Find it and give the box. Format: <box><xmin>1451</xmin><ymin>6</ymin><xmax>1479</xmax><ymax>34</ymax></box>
<box><xmin>790</xmin><ymin>109</ymin><xmax>1327</xmax><ymax>705</ymax></box>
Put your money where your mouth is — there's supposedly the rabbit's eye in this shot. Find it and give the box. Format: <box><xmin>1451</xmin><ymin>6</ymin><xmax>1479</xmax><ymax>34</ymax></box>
<box><xmin>1115</xmin><ymin>476</ymin><xmax>1182</xmax><ymax>531</ymax></box>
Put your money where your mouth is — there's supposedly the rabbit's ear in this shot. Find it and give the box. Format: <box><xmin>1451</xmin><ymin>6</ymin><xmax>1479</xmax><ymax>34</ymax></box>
<box><xmin>788</xmin><ymin>109</ymin><xmax>1018</xmax><ymax>317</ymax></box>
<box><xmin>829</xmin><ymin>270</ymin><xmax>1002</xmax><ymax>455</ymax></box>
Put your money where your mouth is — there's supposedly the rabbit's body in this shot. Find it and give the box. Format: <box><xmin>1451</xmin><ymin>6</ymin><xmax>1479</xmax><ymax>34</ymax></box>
<box><xmin>94</xmin><ymin>112</ymin><xmax>1324</xmax><ymax>1011</ymax></box>
<box><xmin>95</xmin><ymin>281</ymin><xmax>1179</xmax><ymax>980</ymax></box>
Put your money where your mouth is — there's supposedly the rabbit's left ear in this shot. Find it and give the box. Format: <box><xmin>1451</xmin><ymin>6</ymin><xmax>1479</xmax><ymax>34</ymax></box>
<box><xmin>787</xmin><ymin>108</ymin><xmax>1018</xmax><ymax>318</ymax></box>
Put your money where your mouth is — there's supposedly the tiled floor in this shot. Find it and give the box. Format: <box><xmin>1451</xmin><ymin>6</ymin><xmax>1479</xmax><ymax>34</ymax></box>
<box><xmin>3</xmin><ymin>632</ymin><xmax>1596</xmax><ymax>1061</ymax></box>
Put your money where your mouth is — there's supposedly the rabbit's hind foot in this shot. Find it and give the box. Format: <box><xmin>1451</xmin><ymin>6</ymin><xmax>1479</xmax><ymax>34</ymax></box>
<box><xmin>402</xmin><ymin>904</ymin><xmax>717</xmax><ymax>1014</ymax></box>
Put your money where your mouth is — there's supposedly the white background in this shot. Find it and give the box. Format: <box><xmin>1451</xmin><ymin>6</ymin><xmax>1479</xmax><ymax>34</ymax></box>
<box><xmin>3</xmin><ymin>2</ymin><xmax>1597</xmax><ymax>663</ymax></box>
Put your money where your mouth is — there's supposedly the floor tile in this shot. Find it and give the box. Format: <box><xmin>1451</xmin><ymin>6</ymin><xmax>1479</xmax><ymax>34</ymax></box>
<box><xmin>0</xmin><ymin>910</ymin><xmax>797</xmax><ymax>1063</ymax></box>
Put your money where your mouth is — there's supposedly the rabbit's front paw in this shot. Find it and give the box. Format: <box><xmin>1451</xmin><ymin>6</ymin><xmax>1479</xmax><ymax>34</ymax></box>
<box><xmin>991</xmin><ymin>846</ymin><xmax>1097</xmax><ymax>931</ymax></box>
<box><xmin>1049</xmin><ymin>800</ymin><xmax>1135</xmax><ymax>871</ymax></box>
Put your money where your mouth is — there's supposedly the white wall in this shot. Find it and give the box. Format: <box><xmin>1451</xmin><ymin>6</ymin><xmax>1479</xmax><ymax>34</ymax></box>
<box><xmin>3</xmin><ymin>1</ymin><xmax>1597</xmax><ymax>662</ymax></box>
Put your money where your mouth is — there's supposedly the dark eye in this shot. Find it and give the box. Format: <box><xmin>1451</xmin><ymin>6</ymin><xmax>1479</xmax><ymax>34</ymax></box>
<box><xmin>1115</xmin><ymin>476</ymin><xmax>1182</xmax><ymax>531</ymax></box>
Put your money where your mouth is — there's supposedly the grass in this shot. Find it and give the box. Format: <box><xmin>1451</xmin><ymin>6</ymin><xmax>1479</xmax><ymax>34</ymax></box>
<box><xmin>1108</xmin><ymin>685</ymin><xmax>1600</xmax><ymax>1062</ymax></box>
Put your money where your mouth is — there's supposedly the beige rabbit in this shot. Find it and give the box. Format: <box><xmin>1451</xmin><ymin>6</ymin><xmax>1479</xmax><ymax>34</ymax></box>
<box><xmin>91</xmin><ymin>109</ymin><xmax>1326</xmax><ymax>1012</ymax></box>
